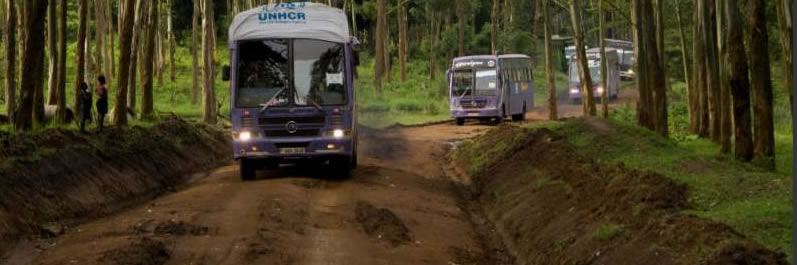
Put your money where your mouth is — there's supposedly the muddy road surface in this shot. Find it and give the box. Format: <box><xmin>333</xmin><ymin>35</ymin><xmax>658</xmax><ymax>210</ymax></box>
<box><xmin>10</xmin><ymin>122</ymin><xmax>519</xmax><ymax>265</ymax></box>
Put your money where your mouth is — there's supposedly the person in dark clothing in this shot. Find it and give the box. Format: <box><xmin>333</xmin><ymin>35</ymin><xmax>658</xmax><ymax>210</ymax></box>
<box><xmin>96</xmin><ymin>75</ymin><xmax>109</xmax><ymax>131</ymax></box>
<box><xmin>78</xmin><ymin>82</ymin><xmax>92</xmax><ymax>133</ymax></box>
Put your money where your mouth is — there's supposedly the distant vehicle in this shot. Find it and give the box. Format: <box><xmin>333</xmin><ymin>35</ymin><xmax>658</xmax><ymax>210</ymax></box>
<box><xmin>604</xmin><ymin>39</ymin><xmax>635</xmax><ymax>80</ymax></box>
<box><xmin>223</xmin><ymin>2</ymin><xmax>358</xmax><ymax>180</ymax></box>
<box><xmin>447</xmin><ymin>55</ymin><xmax>535</xmax><ymax>125</ymax></box>
<box><xmin>568</xmin><ymin>48</ymin><xmax>620</xmax><ymax>104</ymax></box>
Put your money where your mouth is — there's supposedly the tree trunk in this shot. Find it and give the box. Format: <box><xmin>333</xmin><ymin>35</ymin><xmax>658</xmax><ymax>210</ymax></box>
<box><xmin>114</xmin><ymin>0</ymin><xmax>138</xmax><ymax>126</ymax></box>
<box><xmin>569</xmin><ymin>0</ymin><xmax>595</xmax><ymax>116</ymax></box>
<box><xmin>716</xmin><ymin>0</ymin><xmax>731</xmax><ymax>153</ymax></box>
<box><xmin>168</xmin><ymin>0</ymin><xmax>176</xmax><ymax>83</ymax></box>
<box><xmin>95</xmin><ymin>0</ymin><xmax>105</xmax><ymax>79</ymax></box>
<box><xmin>675</xmin><ymin>0</ymin><xmax>692</xmax><ymax>122</ymax></box>
<box><xmin>599</xmin><ymin>0</ymin><xmax>608</xmax><ymax>118</ymax></box>
<box><xmin>4</xmin><ymin>0</ymin><xmax>15</xmax><ymax>124</ymax></box>
<box><xmin>704</xmin><ymin>0</ymin><xmax>720</xmax><ymax>142</ymax></box>
<box><xmin>693</xmin><ymin>0</ymin><xmax>709</xmax><ymax>137</ymax></box>
<box><xmin>46</xmin><ymin>0</ymin><xmax>57</xmax><ymax>106</ymax></box>
<box><xmin>724</xmin><ymin>0</ymin><xmax>752</xmax><ymax>161</ymax></box>
<box><xmin>201</xmin><ymin>0</ymin><xmax>216</xmax><ymax>124</ymax></box>
<box><xmin>543</xmin><ymin>0</ymin><xmax>556</xmax><ymax>120</ymax></box>
<box><xmin>140</xmin><ymin>0</ymin><xmax>156</xmax><ymax>119</ymax></box>
<box><xmin>777</xmin><ymin>0</ymin><xmax>793</xmax><ymax>114</ymax></box>
<box><xmin>73</xmin><ymin>0</ymin><xmax>88</xmax><ymax>121</ymax></box>
<box><xmin>383</xmin><ymin>9</ymin><xmax>391</xmax><ymax>83</ymax></box>
<box><xmin>108</xmin><ymin>0</ymin><xmax>115</xmax><ymax>80</ymax></box>
<box><xmin>14</xmin><ymin>0</ymin><xmax>48</xmax><ymax>131</ymax></box>
<box><xmin>374</xmin><ymin>0</ymin><xmax>385</xmax><ymax>95</ymax></box>
<box><xmin>191</xmin><ymin>0</ymin><xmax>199</xmax><ymax>104</ymax></box>
<box><xmin>748</xmin><ymin>0</ymin><xmax>775</xmax><ymax>169</ymax></box>
<box><xmin>457</xmin><ymin>3</ymin><xmax>464</xmax><ymax>57</ymax></box>
<box><xmin>56</xmin><ymin>0</ymin><xmax>67</xmax><ymax>123</ymax></box>
<box><xmin>641</xmin><ymin>0</ymin><xmax>667</xmax><ymax>136</ymax></box>
<box><xmin>397</xmin><ymin>0</ymin><xmax>406</xmax><ymax>82</ymax></box>
<box><xmin>491</xmin><ymin>0</ymin><xmax>497</xmax><ymax>54</ymax></box>
<box><xmin>128</xmin><ymin>0</ymin><xmax>145</xmax><ymax>111</ymax></box>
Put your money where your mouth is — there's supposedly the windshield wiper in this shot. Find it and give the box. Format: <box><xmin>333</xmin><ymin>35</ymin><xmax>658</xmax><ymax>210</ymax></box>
<box><xmin>305</xmin><ymin>97</ymin><xmax>326</xmax><ymax>114</ymax></box>
<box><xmin>458</xmin><ymin>86</ymin><xmax>473</xmax><ymax>101</ymax></box>
<box><xmin>259</xmin><ymin>87</ymin><xmax>287</xmax><ymax>113</ymax></box>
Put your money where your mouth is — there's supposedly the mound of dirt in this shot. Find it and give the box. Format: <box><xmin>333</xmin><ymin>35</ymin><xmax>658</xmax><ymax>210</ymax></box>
<box><xmin>354</xmin><ymin>201</ymin><xmax>412</xmax><ymax>247</ymax></box>
<box><xmin>133</xmin><ymin>219</ymin><xmax>210</xmax><ymax>237</ymax></box>
<box><xmin>0</xmin><ymin>116</ymin><xmax>230</xmax><ymax>255</ymax></box>
<box><xmin>98</xmin><ymin>237</ymin><xmax>171</xmax><ymax>265</ymax></box>
<box><xmin>452</xmin><ymin>123</ymin><xmax>788</xmax><ymax>265</ymax></box>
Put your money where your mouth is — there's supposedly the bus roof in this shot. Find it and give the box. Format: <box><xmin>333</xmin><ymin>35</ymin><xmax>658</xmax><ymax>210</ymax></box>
<box><xmin>453</xmin><ymin>54</ymin><xmax>531</xmax><ymax>61</ymax></box>
<box><xmin>228</xmin><ymin>2</ymin><xmax>351</xmax><ymax>45</ymax></box>
<box><xmin>498</xmin><ymin>54</ymin><xmax>531</xmax><ymax>59</ymax></box>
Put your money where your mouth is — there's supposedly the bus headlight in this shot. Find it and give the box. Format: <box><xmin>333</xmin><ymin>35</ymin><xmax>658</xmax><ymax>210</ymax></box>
<box><xmin>239</xmin><ymin>131</ymin><xmax>252</xmax><ymax>141</ymax></box>
<box><xmin>596</xmin><ymin>87</ymin><xmax>604</xmax><ymax>94</ymax></box>
<box><xmin>333</xmin><ymin>129</ymin><xmax>345</xmax><ymax>138</ymax></box>
<box><xmin>569</xmin><ymin>88</ymin><xmax>579</xmax><ymax>94</ymax></box>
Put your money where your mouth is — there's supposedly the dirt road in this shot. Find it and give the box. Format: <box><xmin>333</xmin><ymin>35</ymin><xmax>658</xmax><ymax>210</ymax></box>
<box><xmin>12</xmin><ymin>120</ymin><xmax>523</xmax><ymax>265</ymax></box>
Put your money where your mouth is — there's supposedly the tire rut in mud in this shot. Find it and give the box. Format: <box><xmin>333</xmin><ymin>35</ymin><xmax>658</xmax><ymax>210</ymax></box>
<box><xmin>98</xmin><ymin>237</ymin><xmax>171</xmax><ymax>265</ymax></box>
<box><xmin>354</xmin><ymin>201</ymin><xmax>412</xmax><ymax>247</ymax></box>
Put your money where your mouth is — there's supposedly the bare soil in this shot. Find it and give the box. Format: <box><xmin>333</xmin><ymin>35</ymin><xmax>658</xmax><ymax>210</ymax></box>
<box><xmin>0</xmin><ymin>116</ymin><xmax>230</xmax><ymax>261</ymax></box>
<box><xmin>5</xmin><ymin>121</ymin><xmax>514</xmax><ymax>265</ymax></box>
<box><xmin>0</xmin><ymin>94</ymin><xmax>786</xmax><ymax>265</ymax></box>
<box><xmin>452</xmin><ymin>119</ymin><xmax>788</xmax><ymax>265</ymax></box>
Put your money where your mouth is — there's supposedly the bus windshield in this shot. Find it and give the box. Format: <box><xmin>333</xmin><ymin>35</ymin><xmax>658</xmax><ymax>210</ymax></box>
<box><xmin>294</xmin><ymin>39</ymin><xmax>346</xmax><ymax>106</ymax></box>
<box><xmin>236</xmin><ymin>40</ymin><xmax>290</xmax><ymax>108</ymax></box>
<box><xmin>452</xmin><ymin>69</ymin><xmax>497</xmax><ymax>97</ymax></box>
<box><xmin>235</xmin><ymin>39</ymin><xmax>347</xmax><ymax>108</ymax></box>
<box><xmin>569</xmin><ymin>64</ymin><xmax>601</xmax><ymax>84</ymax></box>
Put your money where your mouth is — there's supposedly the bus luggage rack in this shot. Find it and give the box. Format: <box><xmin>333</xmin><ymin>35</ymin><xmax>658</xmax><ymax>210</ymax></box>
<box><xmin>259</xmin><ymin>116</ymin><xmax>326</xmax><ymax>125</ymax></box>
<box><xmin>265</xmin><ymin>129</ymin><xmax>321</xmax><ymax>138</ymax></box>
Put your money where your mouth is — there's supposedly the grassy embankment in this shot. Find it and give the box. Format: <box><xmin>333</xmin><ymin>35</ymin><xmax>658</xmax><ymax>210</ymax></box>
<box><xmin>456</xmin><ymin>107</ymin><xmax>792</xmax><ymax>261</ymax></box>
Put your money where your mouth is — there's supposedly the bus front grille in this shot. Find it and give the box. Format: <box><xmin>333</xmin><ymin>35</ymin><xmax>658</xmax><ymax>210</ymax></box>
<box><xmin>259</xmin><ymin>116</ymin><xmax>326</xmax><ymax>125</ymax></box>
<box><xmin>460</xmin><ymin>100</ymin><xmax>487</xmax><ymax>109</ymax></box>
<box><xmin>329</xmin><ymin>114</ymin><xmax>344</xmax><ymax>126</ymax></box>
<box><xmin>265</xmin><ymin>129</ymin><xmax>321</xmax><ymax>138</ymax></box>
<box><xmin>241</xmin><ymin>117</ymin><xmax>255</xmax><ymax>128</ymax></box>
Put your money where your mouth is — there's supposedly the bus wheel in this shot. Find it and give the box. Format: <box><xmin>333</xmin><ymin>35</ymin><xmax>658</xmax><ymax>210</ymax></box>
<box><xmin>512</xmin><ymin>104</ymin><xmax>526</xmax><ymax>122</ymax></box>
<box><xmin>332</xmin><ymin>157</ymin><xmax>353</xmax><ymax>179</ymax></box>
<box><xmin>456</xmin><ymin>118</ymin><xmax>465</xmax><ymax>126</ymax></box>
<box><xmin>240</xmin><ymin>159</ymin><xmax>257</xmax><ymax>181</ymax></box>
<box><xmin>351</xmin><ymin>150</ymin><xmax>358</xmax><ymax>169</ymax></box>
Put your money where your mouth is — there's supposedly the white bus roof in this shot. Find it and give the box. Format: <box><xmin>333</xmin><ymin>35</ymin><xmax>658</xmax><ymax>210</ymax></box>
<box><xmin>228</xmin><ymin>2</ymin><xmax>351</xmax><ymax>45</ymax></box>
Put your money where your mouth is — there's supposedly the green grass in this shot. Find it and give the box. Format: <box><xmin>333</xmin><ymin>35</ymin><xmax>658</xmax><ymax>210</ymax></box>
<box><xmin>355</xmin><ymin>55</ymin><xmax>451</xmax><ymax>128</ymax></box>
<box><xmin>546</xmin><ymin>118</ymin><xmax>792</xmax><ymax>260</ymax></box>
<box><xmin>0</xmin><ymin>39</ymin><xmax>231</xmax><ymax>132</ymax></box>
<box><xmin>593</xmin><ymin>223</ymin><xmax>624</xmax><ymax>241</ymax></box>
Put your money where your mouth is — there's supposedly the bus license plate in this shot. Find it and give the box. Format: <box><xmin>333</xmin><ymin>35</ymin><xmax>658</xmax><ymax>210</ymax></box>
<box><xmin>280</xmin><ymin>148</ymin><xmax>306</xmax><ymax>154</ymax></box>
<box><xmin>467</xmin><ymin>112</ymin><xmax>480</xmax><ymax>116</ymax></box>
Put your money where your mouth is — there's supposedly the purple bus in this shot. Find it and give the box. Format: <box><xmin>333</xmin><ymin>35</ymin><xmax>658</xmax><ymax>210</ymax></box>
<box><xmin>448</xmin><ymin>55</ymin><xmax>535</xmax><ymax>125</ymax></box>
<box><xmin>223</xmin><ymin>2</ymin><xmax>358</xmax><ymax>180</ymax></box>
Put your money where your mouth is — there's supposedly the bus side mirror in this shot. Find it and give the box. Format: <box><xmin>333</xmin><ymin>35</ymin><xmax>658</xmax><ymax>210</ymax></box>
<box><xmin>222</xmin><ymin>65</ymin><xmax>231</xmax><ymax>81</ymax></box>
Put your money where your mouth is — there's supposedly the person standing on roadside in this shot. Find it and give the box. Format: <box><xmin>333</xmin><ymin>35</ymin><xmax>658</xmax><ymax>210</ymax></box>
<box><xmin>78</xmin><ymin>82</ymin><xmax>92</xmax><ymax>133</ymax></box>
<box><xmin>96</xmin><ymin>75</ymin><xmax>109</xmax><ymax>131</ymax></box>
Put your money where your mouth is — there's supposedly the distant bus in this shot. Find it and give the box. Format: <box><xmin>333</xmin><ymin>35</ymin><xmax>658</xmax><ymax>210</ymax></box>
<box><xmin>223</xmin><ymin>2</ymin><xmax>358</xmax><ymax>180</ymax></box>
<box><xmin>604</xmin><ymin>39</ymin><xmax>634</xmax><ymax>80</ymax></box>
<box><xmin>568</xmin><ymin>48</ymin><xmax>620</xmax><ymax>103</ymax></box>
<box><xmin>448</xmin><ymin>55</ymin><xmax>534</xmax><ymax>125</ymax></box>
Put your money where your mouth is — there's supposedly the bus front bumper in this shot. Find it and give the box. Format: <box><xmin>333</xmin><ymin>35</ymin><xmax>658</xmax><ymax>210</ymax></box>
<box><xmin>233</xmin><ymin>137</ymin><xmax>354</xmax><ymax>161</ymax></box>
<box><xmin>451</xmin><ymin>108</ymin><xmax>500</xmax><ymax>119</ymax></box>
